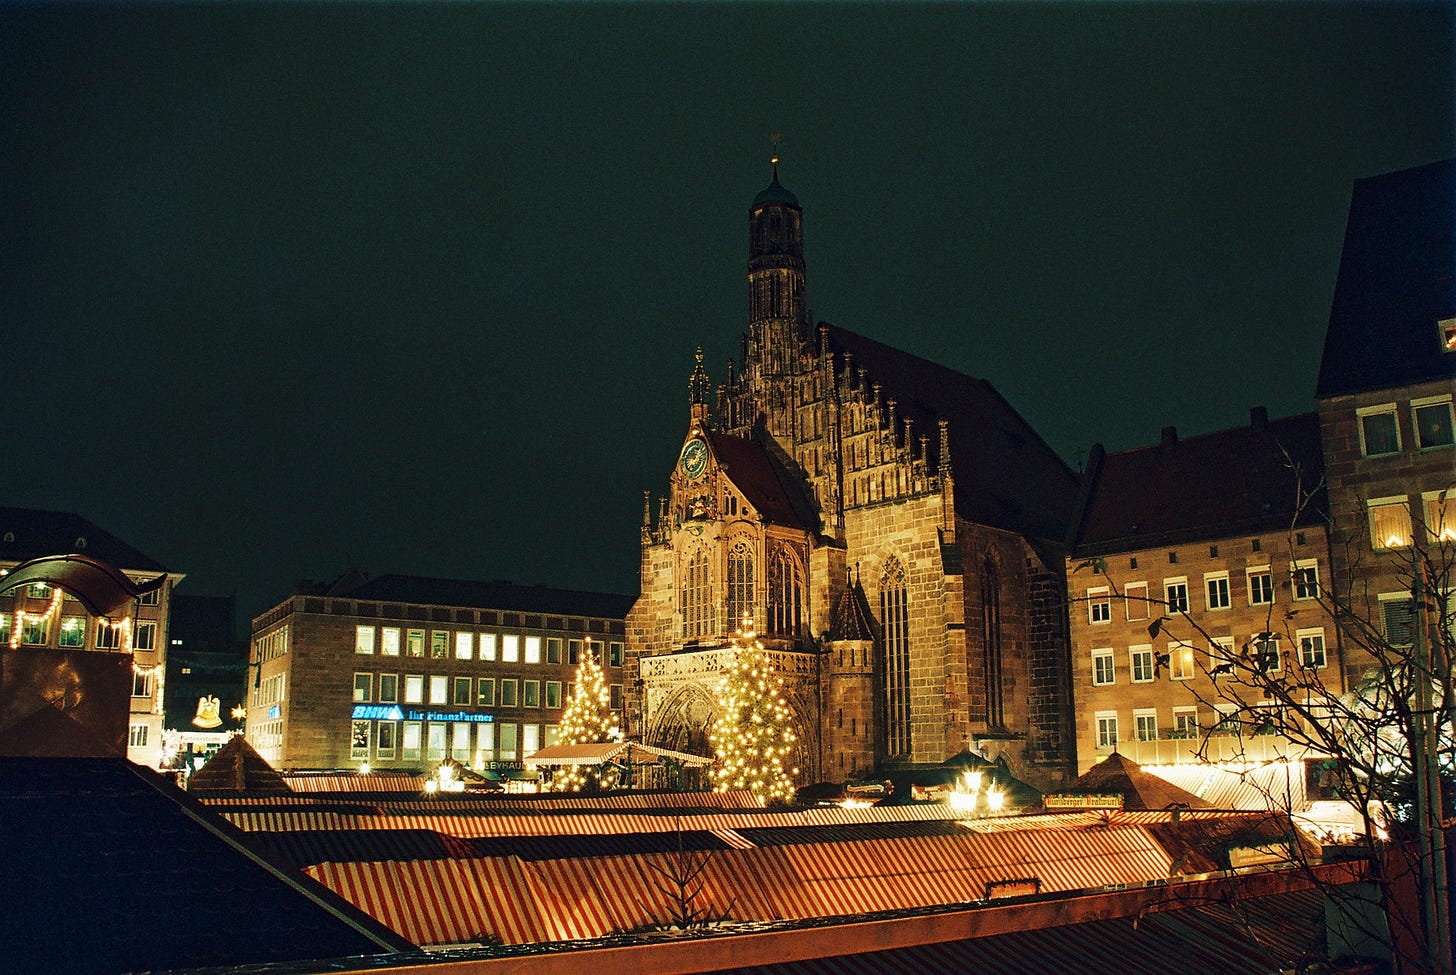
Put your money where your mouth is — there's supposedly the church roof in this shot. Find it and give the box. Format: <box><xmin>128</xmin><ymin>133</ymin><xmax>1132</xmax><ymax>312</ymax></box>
<box><xmin>1316</xmin><ymin>156</ymin><xmax>1456</xmax><ymax>398</ymax></box>
<box><xmin>707</xmin><ymin>430</ymin><xmax>816</xmax><ymax>530</ymax></box>
<box><xmin>821</xmin><ymin>325</ymin><xmax>1079</xmax><ymax>541</ymax></box>
<box><xmin>0</xmin><ymin>506</ymin><xmax>167</xmax><ymax>573</ymax></box>
<box><xmin>826</xmin><ymin>579</ymin><xmax>878</xmax><ymax>642</ymax></box>
<box><xmin>1068</xmin><ymin>411</ymin><xmax>1326</xmax><ymax>556</ymax></box>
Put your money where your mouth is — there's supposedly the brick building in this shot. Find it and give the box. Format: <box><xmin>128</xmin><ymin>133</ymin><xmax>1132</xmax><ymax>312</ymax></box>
<box><xmin>0</xmin><ymin>506</ymin><xmax>182</xmax><ymax>765</ymax></box>
<box><xmin>246</xmin><ymin>571</ymin><xmax>633</xmax><ymax>770</ymax></box>
<box><xmin>1315</xmin><ymin>157</ymin><xmax>1455</xmax><ymax>653</ymax></box>
<box><xmin>1065</xmin><ymin>413</ymin><xmax>1341</xmax><ymax>774</ymax></box>
<box><xmin>627</xmin><ymin>165</ymin><xmax>1080</xmax><ymax>790</ymax></box>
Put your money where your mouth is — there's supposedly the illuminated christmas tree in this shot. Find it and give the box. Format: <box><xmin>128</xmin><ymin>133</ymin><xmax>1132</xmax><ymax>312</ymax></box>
<box><xmin>709</xmin><ymin>619</ymin><xmax>798</xmax><ymax>804</ymax></box>
<box><xmin>550</xmin><ymin>641</ymin><xmax>617</xmax><ymax>792</ymax></box>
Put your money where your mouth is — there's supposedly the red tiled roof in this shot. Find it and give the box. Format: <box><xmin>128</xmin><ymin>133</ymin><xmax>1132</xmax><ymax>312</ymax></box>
<box><xmin>1070</xmin><ymin>412</ymin><xmax>1327</xmax><ymax>555</ymax></box>
<box><xmin>706</xmin><ymin>431</ymin><xmax>815</xmax><ymax>530</ymax></box>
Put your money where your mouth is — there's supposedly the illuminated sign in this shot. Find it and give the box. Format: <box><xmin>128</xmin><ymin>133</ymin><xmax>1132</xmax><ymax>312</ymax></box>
<box><xmin>267</xmin><ymin>705</ymin><xmax>280</xmax><ymax>719</ymax></box>
<box><xmin>985</xmin><ymin>878</ymin><xmax>1041</xmax><ymax>900</ymax></box>
<box><xmin>350</xmin><ymin>705</ymin><xmax>405</xmax><ymax>721</ymax></box>
<box><xmin>1043</xmin><ymin>792</ymin><xmax>1124</xmax><ymax>810</ymax></box>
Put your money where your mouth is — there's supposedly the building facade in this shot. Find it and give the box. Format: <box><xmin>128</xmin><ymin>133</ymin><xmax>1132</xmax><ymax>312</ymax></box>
<box><xmin>1314</xmin><ymin>157</ymin><xmax>1456</xmax><ymax>662</ymax></box>
<box><xmin>627</xmin><ymin>167</ymin><xmax>1080</xmax><ymax>790</ymax></box>
<box><xmin>0</xmin><ymin>506</ymin><xmax>182</xmax><ymax>765</ymax></box>
<box><xmin>246</xmin><ymin>571</ymin><xmax>633</xmax><ymax>770</ymax></box>
<box><xmin>1065</xmin><ymin>414</ymin><xmax>1342</xmax><ymax>774</ymax></box>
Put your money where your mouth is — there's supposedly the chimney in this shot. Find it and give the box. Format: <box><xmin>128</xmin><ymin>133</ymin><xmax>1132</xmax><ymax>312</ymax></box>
<box><xmin>1160</xmin><ymin>426</ymin><xmax>1178</xmax><ymax>449</ymax></box>
<box><xmin>1250</xmin><ymin>406</ymin><xmax>1268</xmax><ymax>431</ymax></box>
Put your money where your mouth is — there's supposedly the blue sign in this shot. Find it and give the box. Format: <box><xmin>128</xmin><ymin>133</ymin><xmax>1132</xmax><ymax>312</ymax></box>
<box><xmin>405</xmin><ymin>709</ymin><xmax>494</xmax><ymax>724</ymax></box>
<box><xmin>267</xmin><ymin>705</ymin><xmax>280</xmax><ymax>719</ymax></box>
<box><xmin>351</xmin><ymin>705</ymin><xmax>405</xmax><ymax>721</ymax></box>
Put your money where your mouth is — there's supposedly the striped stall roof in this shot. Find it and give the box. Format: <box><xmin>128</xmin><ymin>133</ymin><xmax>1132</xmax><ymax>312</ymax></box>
<box><xmin>248</xmin><ymin>829</ymin><xmax>475</xmax><ymax>870</ymax></box>
<box><xmin>284</xmin><ymin>772</ymin><xmax>424</xmax><ymax>793</ymax></box>
<box><xmin>523</xmin><ymin>856</ymin><xmax>619</xmax><ymax>941</ymax></box>
<box><xmin>735</xmin><ymin>819</ymin><xmax>970</xmax><ymax>846</ymax></box>
<box><xmin>461</xmin><ymin>830</ymin><xmax>734</xmax><ymax>861</ymax></box>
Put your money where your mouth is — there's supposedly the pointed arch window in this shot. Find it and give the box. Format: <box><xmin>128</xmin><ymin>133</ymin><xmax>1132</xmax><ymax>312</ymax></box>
<box><xmin>981</xmin><ymin>558</ymin><xmax>1005</xmax><ymax>728</ymax></box>
<box><xmin>880</xmin><ymin>557</ymin><xmax>911</xmax><ymax>758</ymax></box>
<box><xmin>682</xmin><ymin>550</ymin><xmax>713</xmax><ymax>639</ymax></box>
<box><xmin>768</xmin><ymin>551</ymin><xmax>803</xmax><ymax>637</ymax></box>
<box><xmin>727</xmin><ymin>540</ymin><xmax>755</xmax><ymax>629</ymax></box>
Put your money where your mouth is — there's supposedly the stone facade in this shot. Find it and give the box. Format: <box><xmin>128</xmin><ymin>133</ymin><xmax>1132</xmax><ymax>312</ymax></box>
<box><xmin>627</xmin><ymin>167</ymin><xmax>1079</xmax><ymax>792</ymax></box>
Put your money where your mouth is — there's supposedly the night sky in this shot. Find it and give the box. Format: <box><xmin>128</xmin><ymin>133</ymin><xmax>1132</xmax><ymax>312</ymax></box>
<box><xmin>3</xmin><ymin>2</ymin><xmax>1452</xmax><ymax>631</ymax></box>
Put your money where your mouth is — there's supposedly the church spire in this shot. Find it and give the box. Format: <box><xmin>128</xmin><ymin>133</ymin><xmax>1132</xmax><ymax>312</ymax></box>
<box><xmin>688</xmin><ymin>346</ymin><xmax>711</xmax><ymax>424</ymax></box>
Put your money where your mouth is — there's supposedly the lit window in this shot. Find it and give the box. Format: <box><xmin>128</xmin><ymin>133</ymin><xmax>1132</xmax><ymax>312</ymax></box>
<box><xmin>134</xmin><ymin>620</ymin><xmax>157</xmax><ymax>651</ymax></box>
<box><xmin>355</xmin><ymin>626</ymin><xmax>376</xmax><ymax>655</ymax></box>
<box><xmin>499</xmin><ymin>679</ymin><xmax>518</xmax><ymax>707</ymax></box>
<box><xmin>1165</xmin><ymin>578</ymin><xmax>1189</xmax><ymax>614</ymax></box>
<box><xmin>476</xmin><ymin>722</ymin><xmax>495</xmax><ymax>762</ymax></box>
<box><xmin>453</xmin><ymin>676</ymin><xmax>472</xmax><ymax>706</ymax></box>
<box><xmin>1168</xmin><ymin>642</ymin><xmax>1195</xmax><ymax>681</ymax></box>
<box><xmin>426</xmin><ymin>723</ymin><xmax>446</xmax><ymax>760</ymax></box>
<box><xmin>430</xmin><ymin>631</ymin><xmax>448</xmax><ymax>659</ymax></box>
<box><xmin>378</xmin><ymin>673</ymin><xmax>398</xmax><ymax>703</ymax></box>
<box><xmin>498</xmin><ymin>723</ymin><xmax>518</xmax><ymax>761</ymax></box>
<box><xmin>58</xmin><ymin>616</ymin><xmax>86</xmax><ymax>648</ymax></box>
<box><xmin>523</xmin><ymin>679</ymin><xmax>540</xmax><ymax>708</ymax></box>
<box><xmin>502</xmin><ymin>635</ymin><xmax>520</xmax><ymax>663</ymax></box>
<box><xmin>479</xmin><ymin>633</ymin><xmax>497</xmax><ymax>661</ymax></box>
<box><xmin>451</xmin><ymin>722</ymin><xmax>471</xmax><ymax>760</ymax></box>
<box><xmin>1204</xmin><ymin>573</ymin><xmax>1230</xmax><ymax>611</ymax></box>
<box><xmin>1095</xmin><ymin>712</ymin><xmax>1119</xmax><ymax>749</ymax></box>
<box><xmin>522</xmin><ymin>723</ymin><xmax>540</xmax><ymax>757</ymax></box>
<box><xmin>1298</xmin><ymin>629</ymin><xmax>1327</xmax><ymax>669</ymax></box>
<box><xmin>0</xmin><ymin>613</ymin><xmax>9</xmax><ymax>644</ymax></box>
<box><xmin>406</xmin><ymin>629</ymin><xmax>424</xmax><ymax>657</ymax></box>
<box><xmin>1091</xmin><ymin>648</ymin><xmax>1115</xmax><ymax>686</ymax></box>
<box><xmin>525</xmin><ymin>636</ymin><xmax>541</xmax><ymax>664</ymax></box>
<box><xmin>455</xmin><ymin>632</ymin><xmax>474</xmax><ymax>660</ymax></box>
<box><xmin>1247</xmin><ymin>567</ymin><xmax>1274</xmax><ymax>605</ymax></box>
<box><xmin>1413</xmin><ymin>397</ymin><xmax>1455</xmax><ymax>449</ymax></box>
<box><xmin>380</xmin><ymin>627</ymin><xmax>400</xmax><ymax>656</ymax></box>
<box><xmin>1424</xmin><ymin>490</ymin><xmax>1456</xmax><ymax>542</ymax></box>
<box><xmin>1292</xmin><ymin>561</ymin><xmax>1320</xmax><ymax>600</ymax></box>
<box><xmin>429</xmin><ymin>675</ymin><xmax>448</xmax><ymax>705</ymax></box>
<box><xmin>1369</xmin><ymin>498</ymin><xmax>1413</xmax><ymax>549</ymax></box>
<box><xmin>476</xmin><ymin>679</ymin><xmax>495</xmax><ymax>707</ymax></box>
<box><xmin>21</xmin><ymin>617</ymin><xmax>48</xmax><ymax>645</ymax></box>
<box><xmin>1124</xmin><ymin>583</ymin><xmax>1149</xmax><ymax>621</ymax></box>
<box><xmin>1130</xmin><ymin>646</ymin><xmax>1155</xmax><ymax>683</ymax></box>
<box><xmin>353</xmin><ymin>673</ymin><xmax>372</xmax><ymax>702</ymax></box>
<box><xmin>1357</xmin><ymin>404</ymin><xmax>1401</xmax><ymax>457</ymax></box>
<box><xmin>404</xmin><ymin>675</ymin><xmax>424</xmax><ymax>704</ymax></box>
<box><xmin>1087</xmin><ymin>587</ymin><xmax>1111</xmax><ymax>625</ymax></box>
<box><xmin>1134</xmin><ymin>710</ymin><xmax>1158</xmax><ymax>742</ymax></box>
<box><xmin>402</xmin><ymin>722</ymin><xmax>421</xmax><ymax>760</ymax></box>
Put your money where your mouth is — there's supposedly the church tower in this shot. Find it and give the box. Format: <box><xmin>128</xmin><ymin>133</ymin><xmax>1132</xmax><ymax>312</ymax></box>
<box><xmin>746</xmin><ymin>157</ymin><xmax>808</xmax><ymax>379</ymax></box>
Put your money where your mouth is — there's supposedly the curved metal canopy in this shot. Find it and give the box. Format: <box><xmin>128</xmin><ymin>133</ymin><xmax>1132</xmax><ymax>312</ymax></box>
<box><xmin>0</xmin><ymin>554</ymin><xmax>165</xmax><ymax>617</ymax></box>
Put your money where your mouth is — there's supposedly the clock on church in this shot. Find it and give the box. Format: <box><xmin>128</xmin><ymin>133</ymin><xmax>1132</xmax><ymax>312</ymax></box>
<box><xmin>679</xmin><ymin>438</ymin><xmax>708</xmax><ymax>479</ymax></box>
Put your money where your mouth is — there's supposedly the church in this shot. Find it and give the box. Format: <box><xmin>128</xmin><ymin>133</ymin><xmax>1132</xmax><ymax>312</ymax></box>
<box><xmin>625</xmin><ymin>164</ymin><xmax>1081</xmax><ymax>791</ymax></box>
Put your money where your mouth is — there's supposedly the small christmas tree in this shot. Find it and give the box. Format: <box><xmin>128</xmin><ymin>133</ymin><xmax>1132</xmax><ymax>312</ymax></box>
<box><xmin>551</xmin><ymin>641</ymin><xmax>617</xmax><ymax>792</ymax></box>
<box><xmin>709</xmin><ymin>619</ymin><xmax>798</xmax><ymax>804</ymax></box>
